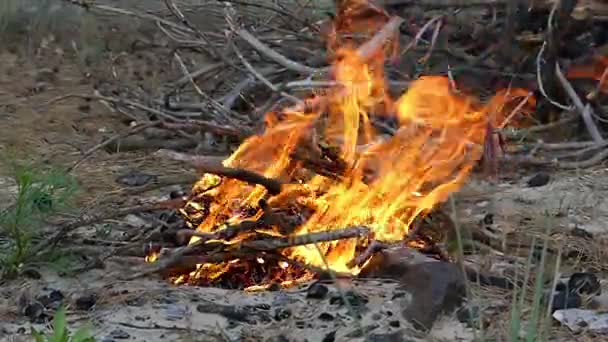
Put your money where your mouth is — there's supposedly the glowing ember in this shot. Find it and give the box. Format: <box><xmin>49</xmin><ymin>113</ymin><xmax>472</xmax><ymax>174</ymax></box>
<box><xmin>149</xmin><ymin>1</ymin><xmax>535</xmax><ymax>289</ymax></box>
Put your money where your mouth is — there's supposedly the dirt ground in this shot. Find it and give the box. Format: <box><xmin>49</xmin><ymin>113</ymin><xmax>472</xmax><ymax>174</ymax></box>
<box><xmin>1</xmin><ymin>1</ymin><xmax>608</xmax><ymax>342</ymax></box>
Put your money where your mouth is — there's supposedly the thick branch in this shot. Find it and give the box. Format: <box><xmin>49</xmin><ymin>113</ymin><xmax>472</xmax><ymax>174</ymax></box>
<box><xmin>155</xmin><ymin>149</ymin><xmax>283</xmax><ymax>195</ymax></box>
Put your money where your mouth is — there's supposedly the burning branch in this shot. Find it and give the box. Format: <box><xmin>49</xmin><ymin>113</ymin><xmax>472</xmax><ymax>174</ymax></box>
<box><xmin>155</xmin><ymin>149</ymin><xmax>283</xmax><ymax>195</ymax></box>
<box><xmin>241</xmin><ymin>226</ymin><xmax>370</xmax><ymax>251</ymax></box>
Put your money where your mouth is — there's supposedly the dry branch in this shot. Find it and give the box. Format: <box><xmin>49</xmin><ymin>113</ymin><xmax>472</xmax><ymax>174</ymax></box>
<box><xmin>155</xmin><ymin>149</ymin><xmax>283</xmax><ymax>195</ymax></box>
<box><xmin>235</xmin><ymin>28</ymin><xmax>324</xmax><ymax>74</ymax></box>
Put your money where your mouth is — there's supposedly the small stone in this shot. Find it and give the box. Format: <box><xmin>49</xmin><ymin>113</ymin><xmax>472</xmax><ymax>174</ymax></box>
<box><xmin>552</xmin><ymin>290</ymin><xmax>582</xmax><ymax>312</ymax></box>
<box><xmin>24</xmin><ymin>302</ymin><xmax>45</xmax><ymax>322</ymax></box>
<box><xmin>110</xmin><ymin>329</ymin><xmax>130</xmax><ymax>339</ymax></box>
<box><xmin>571</xmin><ymin>227</ymin><xmax>593</xmax><ymax>239</ymax></box>
<box><xmin>76</xmin><ymin>294</ymin><xmax>97</xmax><ymax>311</ymax></box>
<box><xmin>21</xmin><ymin>269</ymin><xmax>41</xmax><ymax>279</ymax></box>
<box><xmin>527</xmin><ymin>173</ymin><xmax>550</xmax><ymax>187</ymax></box>
<box><xmin>389</xmin><ymin>320</ymin><xmax>400</xmax><ymax>328</ymax></box>
<box><xmin>274</xmin><ymin>308</ymin><xmax>291</xmax><ymax>321</ymax></box>
<box><xmin>48</xmin><ymin>290</ymin><xmax>64</xmax><ymax>303</ymax></box>
<box><xmin>569</xmin><ymin>273</ymin><xmax>601</xmax><ymax>295</ymax></box>
<box><xmin>321</xmin><ymin>331</ymin><xmax>336</xmax><ymax>342</ymax></box>
<box><xmin>78</xmin><ymin>103</ymin><xmax>91</xmax><ymax>112</ymax></box>
<box><xmin>306</xmin><ymin>282</ymin><xmax>329</xmax><ymax>299</ymax></box>
<box><xmin>318</xmin><ymin>312</ymin><xmax>334</xmax><ymax>321</ymax></box>
<box><xmin>115</xmin><ymin>171</ymin><xmax>157</xmax><ymax>187</ymax></box>
<box><xmin>169</xmin><ymin>190</ymin><xmax>186</xmax><ymax>199</ymax></box>
<box><xmin>482</xmin><ymin>213</ymin><xmax>494</xmax><ymax>225</ymax></box>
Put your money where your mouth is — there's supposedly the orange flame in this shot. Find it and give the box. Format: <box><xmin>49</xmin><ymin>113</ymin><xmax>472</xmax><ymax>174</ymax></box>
<box><xmin>567</xmin><ymin>55</ymin><xmax>608</xmax><ymax>93</ymax></box>
<box><xmin>163</xmin><ymin>1</ymin><xmax>535</xmax><ymax>287</ymax></box>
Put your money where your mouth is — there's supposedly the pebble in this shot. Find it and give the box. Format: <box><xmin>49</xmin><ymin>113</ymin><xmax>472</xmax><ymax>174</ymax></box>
<box><xmin>110</xmin><ymin>329</ymin><xmax>130</xmax><ymax>339</ymax></box>
<box><xmin>306</xmin><ymin>282</ymin><xmax>329</xmax><ymax>299</ymax></box>
<box><xmin>527</xmin><ymin>173</ymin><xmax>550</xmax><ymax>187</ymax></box>
<box><xmin>75</xmin><ymin>294</ymin><xmax>97</xmax><ymax>311</ymax></box>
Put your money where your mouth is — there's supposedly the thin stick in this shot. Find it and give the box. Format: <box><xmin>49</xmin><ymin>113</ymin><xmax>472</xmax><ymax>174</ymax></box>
<box><xmin>231</xmin><ymin>43</ymin><xmax>303</xmax><ymax>105</ymax></box>
<box><xmin>236</xmin><ymin>28</ymin><xmax>323</xmax><ymax>74</ymax></box>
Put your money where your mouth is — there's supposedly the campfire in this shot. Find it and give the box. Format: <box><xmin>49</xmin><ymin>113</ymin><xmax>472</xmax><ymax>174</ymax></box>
<box><xmin>146</xmin><ymin>1</ymin><xmax>535</xmax><ymax>291</ymax></box>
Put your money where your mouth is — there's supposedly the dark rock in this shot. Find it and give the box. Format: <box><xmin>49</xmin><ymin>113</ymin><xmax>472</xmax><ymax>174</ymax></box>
<box><xmin>571</xmin><ymin>227</ymin><xmax>593</xmax><ymax>239</ymax></box>
<box><xmin>274</xmin><ymin>308</ymin><xmax>291</xmax><ymax>321</ymax></box>
<box><xmin>389</xmin><ymin>320</ymin><xmax>400</xmax><ymax>328</ymax></box>
<box><xmin>322</xmin><ymin>331</ymin><xmax>336</xmax><ymax>342</ymax></box>
<box><xmin>24</xmin><ymin>302</ymin><xmax>45</xmax><ymax>323</ymax></box>
<box><xmin>365</xmin><ymin>330</ymin><xmax>404</xmax><ymax>342</ymax></box>
<box><xmin>568</xmin><ymin>273</ymin><xmax>601</xmax><ymax>295</ymax></box>
<box><xmin>318</xmin><ymin>312</ymin><xmax>334</xmax><ymax>321</ymax></box>
<box><xmin>482</xmin><ymin>213</ymin><xmax>494</xmax><ymax>225</ymax></box>
<box><xmin>21</xmin><ymin>269</ymin><xmax>41</xmax><ymax>279</ymax></box>
<box><xmin>306</xmin><ymin>282</ymin><xmax>329</xmax><ymax>299</ymax></box>
<box><xmin>552</xmin><ymin>290</ymin><xmax>582</xmax><ymax>311</ymax></box>
<box><xmin>527</xmin><ymin>173</ymin><xmax>550</xmax><ymax>187</ymax></box>
<box><xmin>169</xmin><ymin>190</ymin><xmax>186</xmax><ymax>199</ymax></box>
<box><xmin>48</xmin><ymin>290</ymin><xmax>64</xmax><ymax>303</ymax></box>
<box><xmin>115</xmin><ymin>172</ymin><xmax>157</xmax><ymax>187</ymax></box>
<box><xmin>110</xmin><ymin>329</ymin><xmax>130</xmax><ymax>339</ymax></box>
<box><xmin>78</xmin><ymin>103</ymin><xmax>91</xmax><ymax>112</ymax></box>
<box><xmin>358</xmin><ymin>247</ymin><xmax>466</xmax><ymax>331</ymax></box>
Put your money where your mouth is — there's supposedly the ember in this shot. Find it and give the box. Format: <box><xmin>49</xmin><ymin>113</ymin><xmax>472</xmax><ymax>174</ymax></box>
<box><xmin>147</xmin><ymin>0</ymin><xmax>535</xmax><ymax>290</ymax></box>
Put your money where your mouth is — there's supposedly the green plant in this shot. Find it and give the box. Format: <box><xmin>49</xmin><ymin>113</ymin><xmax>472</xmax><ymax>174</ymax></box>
<box><xmin>0</xmin><ymin>158</ymin><xmax>78</xmax><ymax>278</ymax></box>
<box><xmin>32</xmin><ymin>305</ymin><xmax>95</xmax><ymax>342</ymax></box>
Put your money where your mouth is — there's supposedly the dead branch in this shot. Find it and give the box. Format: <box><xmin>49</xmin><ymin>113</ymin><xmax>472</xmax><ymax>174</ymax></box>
<box><xmin>155</xmin><ymin>149</ymin><xmax>283</xmax><ymax>195</ymax></box>
<box><xmin>235</xmin><ymin>28</ymin><xmax>324</xmax><ymax>74</ymax></box>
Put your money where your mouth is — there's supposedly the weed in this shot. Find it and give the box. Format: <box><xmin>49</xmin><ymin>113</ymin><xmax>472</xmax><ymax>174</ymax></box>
<box><xmin>32</xmin><ymin>305</ymin><xmax>95</xmax><ymax>342</ymax></box>
<box><xmin>0</xmin><ymin>157</ymin><xmax>78</xmax><ymax>278</ymax></box>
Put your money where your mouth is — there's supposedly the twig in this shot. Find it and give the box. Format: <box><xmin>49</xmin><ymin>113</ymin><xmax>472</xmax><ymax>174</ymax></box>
<box><xmin>155</xmin><ymin>149</ymin><xmax>283</xmax><ymax>195</ymax></box>
<box><xmin>555</xmin><ymin>63</ymin><xmax>604</xmax><ymax>144</ymax></box>
<box><xmin>235</xmin><ymin>28</ymin><xmax>324</xmax><ymax>74</ymax></box>
<box><xmin>171</xmin><ymin>62</ymin><xmax>224</xmax><ymax>88</ymax></box>
<box><xmin>231</xmin><ymin>43</ymin><xmax>303</xmax><ymax>105</ymax></box>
